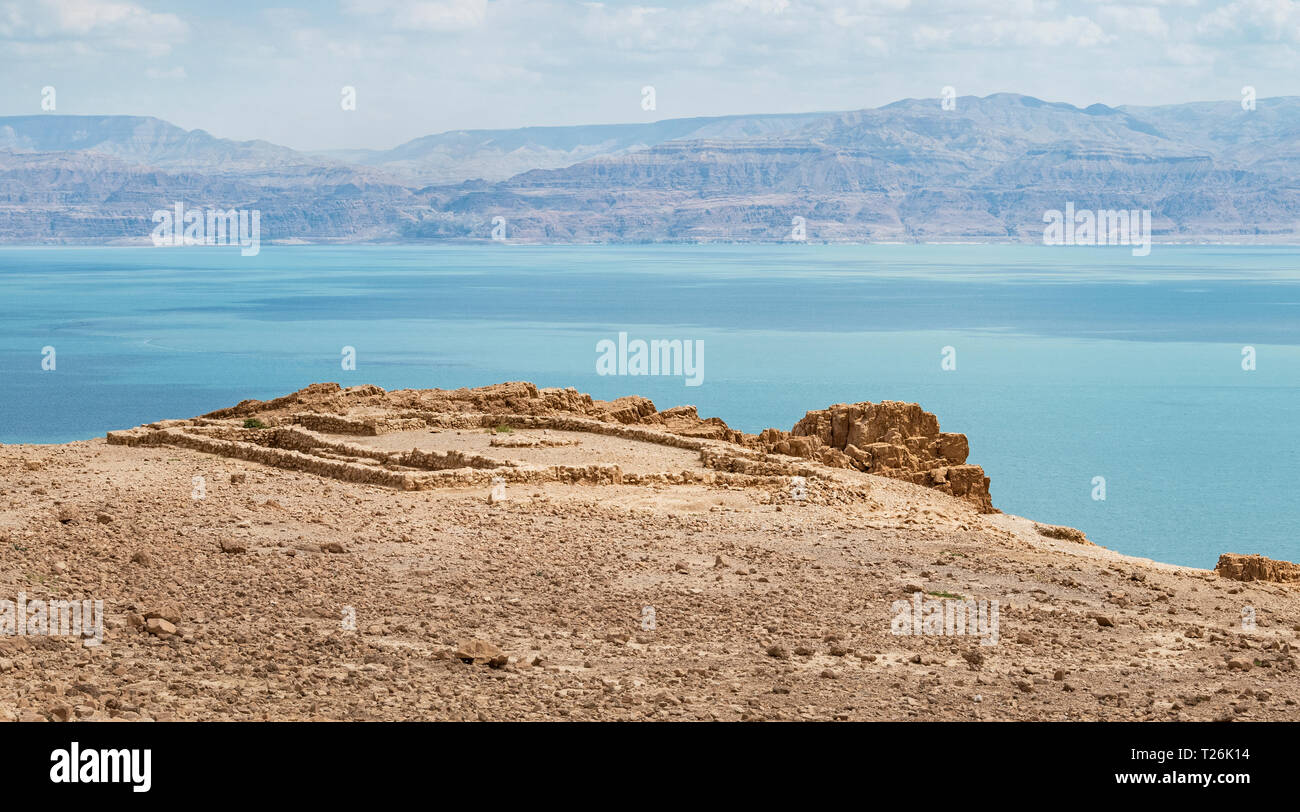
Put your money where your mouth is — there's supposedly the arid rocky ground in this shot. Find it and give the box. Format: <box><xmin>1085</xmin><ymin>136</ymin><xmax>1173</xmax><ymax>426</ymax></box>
<box><xmin>1</xmin><ymin>382</ymin><xmax>1296</xmax><ymax>721</ymax></box>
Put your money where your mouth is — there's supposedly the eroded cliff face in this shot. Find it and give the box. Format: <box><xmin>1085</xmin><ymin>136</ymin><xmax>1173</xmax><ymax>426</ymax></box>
<box><xmin>197</xmin><ymin>382</ymin><xmax>995</xmax><ymax>513</ymax></box>
<box><xmin>754</xmin><ymin>402</ymin><xmax>994</xmax><ymax>513</ymax></box>
<box><xmin>1216</xmin><ymin>554</ymin><xmax>1300</xmax><ymax>584</ymax></box>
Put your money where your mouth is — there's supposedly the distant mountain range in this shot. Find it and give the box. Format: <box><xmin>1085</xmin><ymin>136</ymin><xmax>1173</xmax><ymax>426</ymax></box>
<box><xmin>2</xmin><ymin>93</ymin><xmax>1299</xmax><ymax>244</ymax></box>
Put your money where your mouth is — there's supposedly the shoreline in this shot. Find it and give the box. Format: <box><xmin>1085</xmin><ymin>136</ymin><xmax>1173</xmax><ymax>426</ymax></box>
<box><xmin>7</xmin><ymin>380</ymin><xmax>1295</xmax><ymax>581</ymax></box>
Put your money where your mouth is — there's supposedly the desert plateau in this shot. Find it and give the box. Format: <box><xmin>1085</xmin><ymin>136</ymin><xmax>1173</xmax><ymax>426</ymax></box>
<box><xmin>0</xmin><ymin>381</ymin><xmax>1295</xmax><ymax>722</ymax></box>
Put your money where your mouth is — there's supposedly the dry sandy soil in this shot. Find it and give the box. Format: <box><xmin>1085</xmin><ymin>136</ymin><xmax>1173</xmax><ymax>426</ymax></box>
<box><xmin>1</xmin><ymin>382</ymin><xmax>1296</xmax><ymax>721</ymax></box>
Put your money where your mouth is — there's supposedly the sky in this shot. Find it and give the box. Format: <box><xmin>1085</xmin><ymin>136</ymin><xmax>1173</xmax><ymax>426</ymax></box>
<box><xmin>0</xmin><ymin>0</ymin><xmax>1298</xmax><ymax>151</ymax></box>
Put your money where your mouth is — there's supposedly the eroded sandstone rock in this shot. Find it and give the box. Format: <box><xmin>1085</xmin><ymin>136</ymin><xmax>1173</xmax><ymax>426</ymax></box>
<box><xmin>755</xmin><ymin>401</ymin><xmax>994</xmax><ymax>512</ymax></box>
<box><xmin>1216</xmin><ymin>553</ymin><xmax>1300</xmax><ymax>584</ymax></box>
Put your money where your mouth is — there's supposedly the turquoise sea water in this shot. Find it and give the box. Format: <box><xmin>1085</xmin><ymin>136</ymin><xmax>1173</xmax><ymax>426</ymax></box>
<box><xmin>2</xmin><ymin>244</ymin><xmax>1297</xmax><ymax>568</ymax></box>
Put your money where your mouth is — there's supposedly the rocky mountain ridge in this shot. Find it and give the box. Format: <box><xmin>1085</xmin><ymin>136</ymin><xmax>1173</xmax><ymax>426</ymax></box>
<box><xmin>4</xmin><ymin>93</ymin><xmax>1300</xmax><ymax>243</ymax></box>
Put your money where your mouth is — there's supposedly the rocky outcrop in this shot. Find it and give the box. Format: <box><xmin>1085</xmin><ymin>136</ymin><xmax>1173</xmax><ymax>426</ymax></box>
<box><xmin>1216</xmin><ymin>554</ymin><xmax>1300</xmax><ymax>584</ymax></box>
<box><xmin>753</xmin><ymin>401</ymin><xmax>994</xmax><ymax>513</ymax></box>
<box><xmin>1035</xmin><ymin>523</ymin><xmax>1091</xmax><ymax>544</ymax></box>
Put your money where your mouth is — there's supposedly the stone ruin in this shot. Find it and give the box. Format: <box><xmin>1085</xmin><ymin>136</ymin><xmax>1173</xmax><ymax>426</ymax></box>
<box><xmin>106</xmin><ymin>381</ymin><xmax>996</xmax><ymax>513</ymax></box>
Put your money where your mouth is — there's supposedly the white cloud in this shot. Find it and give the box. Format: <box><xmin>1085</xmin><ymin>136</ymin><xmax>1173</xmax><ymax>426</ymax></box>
<box><xmin>344</xmin><ymin>0</ymin><xmax>489</xmax><ymax>32</ymax></box>
<box><xmin>928</xmin><ymin>14</ymin><xmax>1113</xmax><ymax>48</ymax></box>
<box><xmin>1099</xmin><ymin>5</ymin><xmax>1169</xmax><ymax>37</ymax></box>
<box><xmin>144</xmin><ymin>64</ymin><xmax>185</xmax><ymax>79</ymax></box>
<box><xmin>0</xmin><ymin>0</ymin><xmax>187</xmax><ymax>55</ymax></box>
<box><xmin>1195</xmin><ymin>0</ymin><xmax>1300</xmax><ymax>41</ymax></box>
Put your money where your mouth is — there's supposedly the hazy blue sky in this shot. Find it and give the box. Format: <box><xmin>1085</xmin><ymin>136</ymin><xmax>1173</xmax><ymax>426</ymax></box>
<box><xmin>1</xmin><ymin>0</ymin><xmax>1297</xmax><ymax>150</ymax></box>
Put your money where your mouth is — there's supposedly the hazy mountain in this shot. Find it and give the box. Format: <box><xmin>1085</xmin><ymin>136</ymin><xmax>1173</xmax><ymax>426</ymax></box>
<box><xmin>0</xmin><ymin>148</ymin><xmax>419</xmax><ymax>243</ymax></box>
<box><xmin>0</xmin><ymin>115</ymin><xmax>335</xmax><ymax>177</ymax></box>
<box><xmin>313</xmin><ymin>111</ymin><xmax>831</xmax><ymax>185</ymax></box>
<box><xmin>408</xmin><ymin>93</ymin><xmax>1300</xmax><ymax>242</ymax></box>
<box><xmin>3</xmin><ymin>94</ymin><xmax>1300</xmax><ymax>244</ymax></box>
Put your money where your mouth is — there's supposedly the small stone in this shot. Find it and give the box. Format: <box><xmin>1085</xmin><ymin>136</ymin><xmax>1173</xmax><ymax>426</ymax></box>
<box><xmin>145</xmin><ymin>617</ymin><xmax>177</xmax><ymax>636</ymax></box>
<box><xmin>219</xmin><ymin>539</ymin><xmax>247</xmax><ymax>554</ymax></box>
<box><xmin>51</xmin><ymin>561</ymin><xmax>67</xmax><ymax>575</ymax></box>
<box><xmin>455</xmin><ymin>638</ymin><xmax>503</xmax><ymax>663</ymax></box>
<box><xmin>320</xmin><ymin>541</ymin><xmax>346</xmax><ymax>554</ymax></box>
<box><xmin>95</xmin><ymin>513</ymin><xmax>113</xmax><ymax>524</ymax></box>
<box><xmin>1053</xmin><ymin>669</ymin><xmax>1067</xmax><ymax>681</ymax></box>
<box><xmin>144</xmin><ymin>604</ymin><xmax>182</xmax><ymax>624</ymax></box>
<box><xmin>765</xmin><ymin>645</ymin><xmax>789</xmax><ymax>660</ymax></box>
<box><xmin>129</xmin><ymin>551</ymin><xmax>153</xmax><ymax>566</ymax></box>
<box><xmin>1227</xmin><ymin>657</ymin><xmax>1253</xmax><ymax>672</ymax></box>
<box><xmin>48</xmin><ymin>705</ymin><xmax>73</xmax><ymax>722</ymax></box>
<box><xmin>71</xmin><ymin>682</ymin><xmax>101</xmax><ymax>698</ymax></box>
<box><xmin>1094</xmin><ymin>615</ymin><xmax>1115</xmax><ymax>628</ymax></box>
<box><xmin>230</xmin><ymin>473</ymin><xmax>246</xmax><ymax>485</ymax></box>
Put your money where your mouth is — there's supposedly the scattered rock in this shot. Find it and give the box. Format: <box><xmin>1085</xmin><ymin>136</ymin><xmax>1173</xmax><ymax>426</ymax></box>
<box><xmin>145</xmin><ymin>617</ymin><xmax>177</xmax><ymax>636</ymax></box>
<box><xmin>455</xmin><ymin>638</ymin><xmax>503</xmax><ymax>664</ymax></box>
<box><xmin>1034</xmin><ymin>523</ymin><xmax>1090</xmax><ymax>544</ymax></box>
<box><xmin>144</xmin><ymin>605</ymin><xmax>182</xmax><ymax>624</ymax></box>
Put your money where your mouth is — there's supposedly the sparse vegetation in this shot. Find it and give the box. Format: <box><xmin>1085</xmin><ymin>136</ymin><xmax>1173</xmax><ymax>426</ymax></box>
<box><xmin>242</xmin><ymin>418</ymin><xmax>267</xmax><ymax>429</ymax></box>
